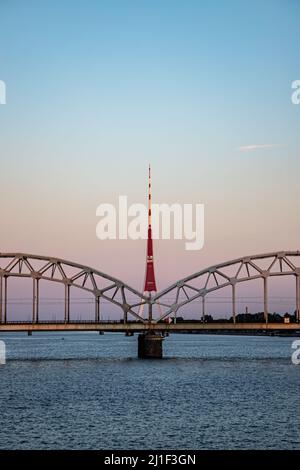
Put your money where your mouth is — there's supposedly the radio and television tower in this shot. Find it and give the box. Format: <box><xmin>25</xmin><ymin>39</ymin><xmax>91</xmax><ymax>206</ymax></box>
<box><xmin>139</xmin><ymin>165</ymin><xmax>157</xmax><ymax>320</ymax></box>
<box><xmin>143</xmin><ymin>164</ymin><xmax>157</xmax><ymax>294</ymax></box>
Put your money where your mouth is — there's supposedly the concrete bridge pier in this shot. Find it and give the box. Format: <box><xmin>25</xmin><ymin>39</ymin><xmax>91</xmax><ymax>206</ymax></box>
<box><xmin>138</xmin><ymin>331</ymin><xmax>164</xmax><ymax>359</ymax></box>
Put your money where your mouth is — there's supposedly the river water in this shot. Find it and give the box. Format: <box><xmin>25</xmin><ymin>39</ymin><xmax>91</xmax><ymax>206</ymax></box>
<box><xmin>0</xmin><ymin>332</ymin><xmax>299</xmax><ymax>449</ymax></box>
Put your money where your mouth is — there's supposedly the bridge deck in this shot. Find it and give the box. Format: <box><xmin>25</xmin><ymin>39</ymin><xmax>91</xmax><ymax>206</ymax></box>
<box><xmin>0</xmin><ymin>322</ymin><xmax>299</xmax><ymax>332</ymax></box>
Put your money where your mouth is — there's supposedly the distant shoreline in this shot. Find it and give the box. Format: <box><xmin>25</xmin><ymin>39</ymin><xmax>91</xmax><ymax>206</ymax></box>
<box><xmin>172</xmin><ymin>330</ymin><xmax>300</xmax><ymax>337</ymax></box>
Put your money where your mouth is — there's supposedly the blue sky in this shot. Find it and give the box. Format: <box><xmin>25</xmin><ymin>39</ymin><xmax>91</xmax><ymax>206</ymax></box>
<box><xmin>0</xmin><ymin>0</ymin><xmax>299</xmax><ymax>315</ymax></box>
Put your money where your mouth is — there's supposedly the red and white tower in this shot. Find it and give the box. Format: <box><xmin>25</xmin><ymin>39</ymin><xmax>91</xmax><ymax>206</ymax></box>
<box><xmin>143</xmin><ymin>164</ymin><xmax>157</xmax><ymax>294</ymax></box>
<box><xmin>139</xmin><ymin>165</ymin><xmax>157</xmax><ymax>321</ymax></box>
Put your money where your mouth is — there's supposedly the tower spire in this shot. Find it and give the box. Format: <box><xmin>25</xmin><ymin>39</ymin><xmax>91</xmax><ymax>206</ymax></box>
<box><xmin>143</xmin><ymin>164</ymin><xmax>157</xmax><ymax>293</ymax></box>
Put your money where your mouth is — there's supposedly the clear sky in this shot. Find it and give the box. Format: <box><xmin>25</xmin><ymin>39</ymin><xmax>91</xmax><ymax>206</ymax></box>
<box><xmin>0</xmin><ymin>0</ymin><xmax>299</xmax><ymax>316</ymax></box>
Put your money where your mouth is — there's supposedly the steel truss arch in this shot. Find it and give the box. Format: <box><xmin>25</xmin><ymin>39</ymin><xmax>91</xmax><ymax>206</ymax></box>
<box><xmin>153</xmin><ymin>251</ymin><xmax>300</xmax><ymax>323</ymax></box>
<box><xmin>0</xmin><ymin>253</ymin><xmax>148</xmax><ymax>323</ymax></box>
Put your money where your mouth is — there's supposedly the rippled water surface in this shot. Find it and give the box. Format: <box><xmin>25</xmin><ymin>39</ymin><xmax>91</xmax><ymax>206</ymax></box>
<box><xmin>0</xmin><ymin>332</ymin><xmax>299</xmax><ymax>449</ymax></box>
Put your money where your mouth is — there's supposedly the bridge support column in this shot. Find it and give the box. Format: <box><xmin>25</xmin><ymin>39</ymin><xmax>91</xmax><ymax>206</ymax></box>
<box><xmin>138</xmin><ymin>331</ymin><xmax>164</xmax><ymax>359</ymax></box>
<box><xmin>202</xmin><ymin>296</ymin><xmax>205</xmax><ymax>322</ymax></box>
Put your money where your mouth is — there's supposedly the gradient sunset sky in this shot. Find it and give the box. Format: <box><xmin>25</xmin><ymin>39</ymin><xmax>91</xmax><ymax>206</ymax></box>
<box><xmin>0</xmin><ymin>0</ymin><xmax>299</xmax><ymax>315</ymax></box>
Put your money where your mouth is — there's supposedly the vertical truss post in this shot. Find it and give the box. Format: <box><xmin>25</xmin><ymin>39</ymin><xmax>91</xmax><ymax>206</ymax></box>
<box><xmin>0</xmin><ymin>275</ymin><xmax>2</xmax><ymax>323</ymax></box>
<box><xmin>173</xmin><ymin>308</ymin><xmax>177</xmax><ymax>325</ymax></box>
<box><xmin>95</xmin><ymin>295</ymin><xmax>100</xmax><ymax>323</ymax></box>
<box><xmin>232</xmin><ymin>283</ymin><xmax>236</xmax><ymax>324</ymax></box>
<box><xmin>148</xmin><ymin>295</ymin><xmax>152</xmax><ymax>322</ymax></box>
<box><xmin>36</xmin><ymin>279</ymin><xmax>39</xmax><ymax>323</ymax></box>
<box><xmin>263</xmin><ymin>276</ymin><xmax>268</xmax><ymax>324</ymax></box>
<box><xmin>32</xmin><ymin>278</ymin><xmax>36</xmax><ymax>323</ymax></box>
<box><xmin>32</xmin><ymin>278</ymin><xmax>40</xmax><ymax>323</ymax></box>
<box><xmin>202</xmin><ymin>296</ymin><xmax>205</xmax><ymax>322</ymax></box>
<box><xmin>65</xmin><ymin>283</ymin><xmax>70</xmax><ymax>323</ymax></box>
<box><xmin>296</xmin><ymin>275</ymin><xmax>300</xmax><ymax>323</ymax></box>
<box><xmin>4</xmin><ymin>276</ymin><xmax>7</xmax><ymax>324</ymax></box>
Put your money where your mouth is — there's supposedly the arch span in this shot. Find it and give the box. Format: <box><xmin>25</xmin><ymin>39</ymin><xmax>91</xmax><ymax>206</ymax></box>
<box><xmin>153</xmin><ymin>251</ymin><xmax>300</xmax><ymax>323</ymax></box>
<box><xmin>0</xmin><ymin>253</ymin><xmax>148</xmax><ymax>323</ymax></box>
